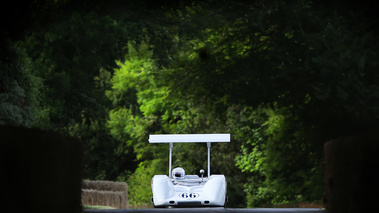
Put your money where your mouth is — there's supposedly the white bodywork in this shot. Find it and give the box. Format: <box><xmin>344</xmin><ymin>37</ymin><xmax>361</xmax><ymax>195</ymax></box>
<box><xmin>149</xmin><ymin>134</ymin><xmax>230</xmax><ymax>207</ymax></box>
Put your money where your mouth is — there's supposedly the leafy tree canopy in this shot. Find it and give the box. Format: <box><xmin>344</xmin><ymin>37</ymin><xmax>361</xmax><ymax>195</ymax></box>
<box><xmin>3</xmin><ymin>0</ymin><xmax>379</xmax><ymax>208</ymax></box>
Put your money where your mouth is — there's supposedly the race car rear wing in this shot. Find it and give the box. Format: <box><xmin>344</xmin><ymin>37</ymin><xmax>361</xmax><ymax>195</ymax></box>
<box><xmin>149</xmin><ymin>134</ymin><xmax>230</xmax><ymax>178</ymax></box>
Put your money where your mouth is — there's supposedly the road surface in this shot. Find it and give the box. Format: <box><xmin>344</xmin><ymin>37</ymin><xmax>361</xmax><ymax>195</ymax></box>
<box><xmin>84</xmin><ymin>208</ymin><xmax>326</xmax><ymax>213</ymax></box>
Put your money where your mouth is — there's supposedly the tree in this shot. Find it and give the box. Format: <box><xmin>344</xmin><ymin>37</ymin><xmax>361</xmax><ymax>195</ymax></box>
<box><xmin>0</xmin><ymin>41</ymin><xmax>45</xmax><ymax>127</ymax></box>
<box><xmin>153</xmin><ymin>0</ymin><xmax>379</xmax><ymax>206</ymax></box>
<box><xmin>5</xmin><ymin>0</ymin><xmax>379</xmax><ymax>207</ymax></box>
<box><xmin>9</xmin><ymin>0</ymin><xmax>172</xmax><ymax>183</ymax></box>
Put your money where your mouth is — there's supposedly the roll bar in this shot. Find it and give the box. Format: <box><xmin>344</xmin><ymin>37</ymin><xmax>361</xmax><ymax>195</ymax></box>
<box><xmin>149</xmin><ymin>134</ymin><xmax>230</xmax><ymax>178</ymax></box>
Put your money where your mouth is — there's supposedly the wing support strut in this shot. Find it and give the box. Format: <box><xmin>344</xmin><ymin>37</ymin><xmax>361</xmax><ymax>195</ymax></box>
<box><xmin>207</xmin><ymin>142</ymin><xmax>211</xmax><ymax>177</ymax></box>
<box><xmin>169</xmin><ymin>142</ymin><xmax>173</xmax><ymax>178</ymax></box>
<box><xmin>149</xmin><ymin>134</ymin><xmax>230</xmax><ymax>177</ymax></box>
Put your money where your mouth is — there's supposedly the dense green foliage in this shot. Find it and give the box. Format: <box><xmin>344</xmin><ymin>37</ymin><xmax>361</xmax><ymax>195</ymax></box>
<box><xmin>0</xmin><ymin>42</ymin><xmax>44</xmax><ymax>127</ymax></box>
<box><xmin>2</xmin><ymin>0</ymin><xmax>379</xmax><ymax>207</ymax></box>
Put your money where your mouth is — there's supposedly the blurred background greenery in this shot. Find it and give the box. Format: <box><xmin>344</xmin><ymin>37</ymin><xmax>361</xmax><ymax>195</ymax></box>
<box><xmin>1</xmin><ymin>0</ymin><xmax>378</xmax><ymax>207</ymax></box>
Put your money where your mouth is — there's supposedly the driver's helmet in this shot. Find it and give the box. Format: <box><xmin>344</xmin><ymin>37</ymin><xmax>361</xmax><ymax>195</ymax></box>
<box><xmin>172</xmin><ymin>167</ymin><xmax>185</xmax><ymax>179</ymax></box>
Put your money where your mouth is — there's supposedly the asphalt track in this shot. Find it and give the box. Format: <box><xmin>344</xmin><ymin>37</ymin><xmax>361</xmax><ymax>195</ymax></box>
<box><xmin>84</xmin><ymin>208</ymin><xmax>326</xmax><ymax>213</ymax></box>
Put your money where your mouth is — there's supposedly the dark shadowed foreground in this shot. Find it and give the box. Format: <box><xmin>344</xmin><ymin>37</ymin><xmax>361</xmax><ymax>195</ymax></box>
<box><xmin>0</xmin><ymin>126</ymin><xmax>83</xmax><ymax>213</ymax></box>
<box><xmin>85</xmin><ymin>208</ymin><xmax>325</xmax><ymax>213</ymax></box>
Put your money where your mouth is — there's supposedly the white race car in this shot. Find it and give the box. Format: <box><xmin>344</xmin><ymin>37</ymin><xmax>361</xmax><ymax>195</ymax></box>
<box><xmin>149</xmin><ymin>134</ymin><xmax>230</xmax><ymax>208</ymax></box>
